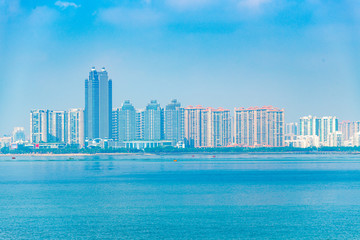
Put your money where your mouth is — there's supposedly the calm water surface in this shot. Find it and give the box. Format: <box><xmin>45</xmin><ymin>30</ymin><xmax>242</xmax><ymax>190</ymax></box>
<box><xmin>1</xmin><ymin>154</ymin><xmax>360</xmax><ymax>239</ymax></box>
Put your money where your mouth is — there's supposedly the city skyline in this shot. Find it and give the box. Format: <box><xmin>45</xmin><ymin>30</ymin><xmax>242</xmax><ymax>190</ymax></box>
<box><xmin>1</xmin><ymin>64</ymin><xmax>360</xmax><ymax>137</ymax></box>
<box><xmin>2</xmin><ymin>78</ymin><xmax>359</xmax><ymax>149</ymax></box>
<box><xmin>2</xmin><ymin>1</ymin><xmax>360</xmax><ymax>135</ymax></box>
<box><xmin>24</xmin><ymin>68</ymin><xmax>287</xmax><ymax>149</ymax></box>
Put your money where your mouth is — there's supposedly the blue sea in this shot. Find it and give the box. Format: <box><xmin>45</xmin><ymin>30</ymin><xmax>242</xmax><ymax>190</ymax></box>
<box><xmin>1</xmin><ymin>154</ymin><xmax>360</xmax><ymax>239</ymax></box>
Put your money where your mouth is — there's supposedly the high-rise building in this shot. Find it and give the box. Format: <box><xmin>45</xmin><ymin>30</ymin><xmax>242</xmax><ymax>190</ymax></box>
<box><xmin>299</xmin><ymin>116</ymin><xmax>320</xmax><ymax>136</ymax></box>
<box><xmin>204</xmin><ymin>107</ymin><xmax>231</xmax><ymax>147</ymax></box>
<box><xmin>299</xmin><ymin>115</ymin><xmax>338</xmax><ymax>146</ymax></box>
<box><xmin>339</xmin><ymin>121</ymin><xmax>360</xmax><ymax>142</ymax></box>
<box><xmin>136</xmin><ymin>109</ymin><xmax>145</xmax><ymax>140</ymax></box>
<box><xmin>285</xmin><ymin>122</ymin><xmax>299</xmax><ymax>144</ymax></box>
<box><xmin>285</xmin><ymin>122</ymin><xmax>299</xmax><ymax>136</ymax></box>
<box><xmin>12</xmin><ymin>127</ymin><xmax>26</xmax><ymax>142</ymax></box>
<box><xmin>47</xmin><ymin>110</ymin><xmax>67</xmax><ymax>143</ymax></box>
<box><xmin>328</xmin><ymin>131</ymin><xmax>343</xmax><ymax>147</ymax></box>
<box><xmin>267</xmin><ymin>109</ymin><xmax>285</xmax><ymax>147</ymax></box>
<box><xmin>119</xmin><ymin>100</ymin><xmax>137</xmax><ymax>142</ymax></box>
<box><xmin>353</xmin><ymin>132</ymin><xmax>360</xmax><ymax>147</ymax></box>
<box><xmin>340</xmin><ymin>121</ymin><xmax>351</xmax><ymax>142</ymax></box>
<box><xmin>233</xmin><ymin>106</ymin><xmax>284</xmax><ymax>147</ymax></box>
<box><xmin>30</xmin><ymin>110</ymin><xmax>47</xmax><ymax>143</ymax></box>
<box><xmin>164</xmin><ymin>99</ymin><xmax>184</xmax><ymax>145</ymax></box>
<box><xmin>67</xmin><ymin>109</ymin><xmax>85</xmax><ymax>147</ymax></box>
<box><xmin>200</xmin><ymin>109</ymin><xmax>209</xmax><ymax>147</ymax></box>
<box><xmin>320</xmin><ymin>116</ymin><xmax>338</xmax><ymax>145</ymax></box>
<box><xmin>112</xmin><ymin>108</ymin><xmax>120</xmax><ymax>141</ymax></box>
<box><xmin>85</xmin><ymin>67</ymin><xmax>112</xmax><ymax>140</ymax></box>
<box><xmin>144</xmin><ymin>100</ymin><xmax>162</xmax><ymax>141</ymax></box>
<box><xmin>184</xmin><ymin>105</ymin><xmax>205</xmax><ymax>147</ymax></box>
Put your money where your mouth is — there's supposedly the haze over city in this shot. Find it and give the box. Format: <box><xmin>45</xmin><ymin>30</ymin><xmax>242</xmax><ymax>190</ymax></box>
<box><xmin>1</xmin><ymin>0</ymin><xmax>360</xmax><ymax>135</ymax></box>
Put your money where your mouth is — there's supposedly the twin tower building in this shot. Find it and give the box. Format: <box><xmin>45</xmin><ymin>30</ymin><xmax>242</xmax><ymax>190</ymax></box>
<box><xmin>30</xmin><ymin>67</ymin><xmax>285</xmax><ymax>148</ymax></box>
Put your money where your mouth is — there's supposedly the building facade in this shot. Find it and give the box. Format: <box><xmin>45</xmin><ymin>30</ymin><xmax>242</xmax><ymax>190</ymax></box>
<box><xmin>47</xmin><ymin>110</ymin><xmax>67</xmax><ymax>143</ymax></box>
<box><xmin>112</xmin><ymin>108</ymin><xmax>120</xmax><ymax>141</ymax></box>
<box><xmin>85</xmin><ymin>67</ymin><xmax>112</xmax><ymax>140</ymax></box>
<box><xmin>144</xmin><ymin>100</ymin><xmax>162</xmax><ymax>141</ymax></box>
<box><xmin>339</xmin><ymin>121</ymin><xmax>360</xmax><ymax>146</ymax></box>
<box><xmin>12</xmin><ymin>127</ymin><xmax>26</xmax><ymax>142</ymax></box>
<box><xmin>184</xmin><ymin>105</ymin><xmax>205</xmax><ymax>147</ymax></box>
<box><xmin>328</xmin><ymin>131</ymin><xmax>343</xmax><ymax>147</ymax></box>
<box><xmin>30</xmin><ymin>110</ymin><xmax>48</xmax><ymax>143</ymax></box>
<box><xmin>164</xmin><ymin>99</ymin><xmax>184</xmax><ymax>146</ymax></box>
<box><xmin>233</xmin><ymin>106</ymin><xmax>284</xmax><ymax>147</ymax></box>
<box><xmin>320</xmin><ymin>116</ymin><xmax>338</xmax><ymax>145</ymax></box>
<box><xmin>299</xmin><ymin>115</ymin><xmax>338</xmax><ymax>146</ymax></box>
<box><xmin>136</xmin><ymin>109</ymin><xmax>145</xmax><ymax>140</ymax></box>
<box><xmin>285</xmin><ymin>122</ymin><xmax>299</xmax><ymax>136</ymax></box>
<box><xmin>299</xmin><ymin>116</ymin><xmax>320</xmax><ymax>136</ymax></box>
<box><xmin>119</xmin><ymin>100</ymin><xmax>137</xmax><ymax>142</ymax></box>
<box><xmin>67</xmin><ymin>109</ymin><xmax>85</xmax><ymax>147</ymax></box>
<box><xmin>204</xmin><ymin>108</ymin><xmax>231</xmax><ymax>147</ymax></box>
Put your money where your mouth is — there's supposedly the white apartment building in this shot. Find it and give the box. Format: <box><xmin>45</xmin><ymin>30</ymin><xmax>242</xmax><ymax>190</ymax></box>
<box><xmin>67</xmin><ymin>109</ymin><xmax>85</xmax><ymax>147</ymax></box>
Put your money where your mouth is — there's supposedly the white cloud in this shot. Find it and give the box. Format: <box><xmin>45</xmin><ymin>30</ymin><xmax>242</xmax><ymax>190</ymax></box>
<box><xmin>166</xmin><ymin>0</ymin><xmax>214</xmax><ymax>10</ymax></box>
<box><xmin>55</xmin><ymin>1</ymin><xmax>80</xmax><ymax>9</ymax></box>
<box><xmin>238</xmin><ymin>0</ymin><xmax>272</xmax><ymax>9</ymax></box>
<box><xmin>98</xmin><ymin>7</ymin><xmax>161</xmax><ymax>27</ymax></box>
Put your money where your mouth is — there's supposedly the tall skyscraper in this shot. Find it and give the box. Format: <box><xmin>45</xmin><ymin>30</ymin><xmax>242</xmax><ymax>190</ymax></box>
<box><xmin>85</xmin><ymin>67</ymin><xmax>112</xmax><ymax>140</ymax></box>
<box><xmin>184</xmin><ymin>105</ymin><xmax>205</xmax><ymax>147</ymax></box>
<box><xmin>233</xmin><ymin>106</ymin><xmax>284</xmax><ymax>147</ymax></box>
<box><xmin>164</xmin><ymin>99</ymin><xmax>184</xmax><ymax>145</ymax></box>
<box><xmin>119</xmin><ymin>100</ymin><xmax>137</xmax><ymax>142</ymax></box>
<box><xmin>144</xmin><ymin>100</ymin><xmax>162</xmax><ymax>141</ymax></box>
<box><xmin>67</xmin><ymin>109</ymin><xmax>85</xmax><ymax>147</ymax></box>
<box><xmin>30</xmin><ymin>110</ymin><xmax>47</xmax><ymax>143</ymax></box>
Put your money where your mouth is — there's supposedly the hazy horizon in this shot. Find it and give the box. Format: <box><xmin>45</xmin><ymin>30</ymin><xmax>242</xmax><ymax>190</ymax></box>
<box><xmin>1</xmin><ymin>0</ymin><xmax>360</xmax><ymax>136</ymax></box>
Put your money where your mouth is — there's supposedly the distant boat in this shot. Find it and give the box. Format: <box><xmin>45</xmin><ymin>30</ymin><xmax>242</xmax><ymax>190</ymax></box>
<box><xmin>12</xmin><ymin>157</ymin><xmax>15</xmax><ymax>160</ymax></box>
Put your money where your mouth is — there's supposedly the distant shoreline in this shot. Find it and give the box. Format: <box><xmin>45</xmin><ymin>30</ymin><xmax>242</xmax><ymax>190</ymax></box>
<box><xmin>0</xmin><ymin>153</ymin><xmax>144</xmax><ymax>157</ymax></box>
<box><xmin>1</xmin><ymin>151</ymin><xmax>360</xmax><ymax>157</ymax></box>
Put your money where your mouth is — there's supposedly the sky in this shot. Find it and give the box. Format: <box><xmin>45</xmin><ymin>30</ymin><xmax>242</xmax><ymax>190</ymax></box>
<box><xmin>1</xmin><ymin>0</ymin><xmax>360</xmax><ymax>135</ymax></box>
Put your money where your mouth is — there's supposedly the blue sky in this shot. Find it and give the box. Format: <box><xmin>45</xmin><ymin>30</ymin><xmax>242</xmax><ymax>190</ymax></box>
<box><xmin>1</xmin><ymin>0</ymin><xmax>360</xmax><ymax>135</ymax></box>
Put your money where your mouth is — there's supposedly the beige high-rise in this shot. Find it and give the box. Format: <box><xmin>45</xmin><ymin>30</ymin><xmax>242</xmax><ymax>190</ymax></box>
<box><xmin>233</xmin><ymin>106</ymin><xmax>284</xmax><ymax>147</ymax></box>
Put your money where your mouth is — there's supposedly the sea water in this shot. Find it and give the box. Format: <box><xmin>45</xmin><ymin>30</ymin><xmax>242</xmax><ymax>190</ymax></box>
<box><xmin>0</xmin><ymin>154</ymin><xmax>360</xmax><ymax>239</ymax></box>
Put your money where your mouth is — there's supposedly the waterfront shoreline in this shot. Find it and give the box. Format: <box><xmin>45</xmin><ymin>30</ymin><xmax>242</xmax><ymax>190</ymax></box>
<box><xmin>0</xmin><ymin>153</ymin><xmax>143</xmax><ymax>157</ymax></box>
<box><xmin>2</xmin><ymin>151</ymin><xmax>360</xmax><ymax>157</ymax></box>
